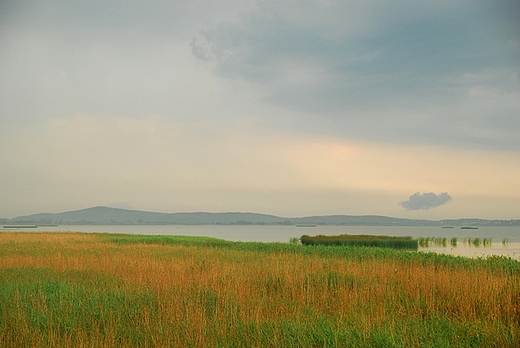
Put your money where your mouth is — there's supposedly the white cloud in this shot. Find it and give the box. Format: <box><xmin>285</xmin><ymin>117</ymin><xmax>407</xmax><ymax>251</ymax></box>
<box><xmin>400</xmin><ymin>192</ymin><xmax>452</xmax><ymax>211</ymax></box>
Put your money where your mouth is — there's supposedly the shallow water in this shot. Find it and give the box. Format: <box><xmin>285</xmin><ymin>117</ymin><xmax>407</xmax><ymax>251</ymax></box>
<box><xmin>3</xmin><ymin>224</ymin><xmax>520</xmax><ymax>259</ymax></box>
<box><xmin>421</xmin><ymin>242</ymin><xmax>520</xmax><ymax>259</ymax></box>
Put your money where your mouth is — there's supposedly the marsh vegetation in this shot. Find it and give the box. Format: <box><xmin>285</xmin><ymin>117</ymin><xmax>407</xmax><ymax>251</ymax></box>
<box><xmin>0</xmin><ymin>232</ymin><xmax>519</xmax><ymax>347</ymax></box>
<box><xmin>300</xmin><ymin>234</ymin><xmax>418</xmax><ymax>249</ymax></box>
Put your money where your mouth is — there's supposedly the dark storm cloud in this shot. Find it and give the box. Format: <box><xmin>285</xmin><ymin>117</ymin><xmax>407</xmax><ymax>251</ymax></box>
<box><xmin>400</xmin><ymin>192</ymin><xmax>453</xmax><ymax>211</ymax></box>
<box><xmin>192</xmin><ymin>0</ymin><xmax>520</xmax><ymax>150</ymax></box>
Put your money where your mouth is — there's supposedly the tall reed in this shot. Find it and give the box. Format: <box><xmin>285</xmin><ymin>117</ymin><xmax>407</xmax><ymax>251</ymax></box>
<box><xmin>450</xmin><ymin>237</ymin><xmax>457</xmax><ymax>247</ymax></box>
<box><xmin>0</xmin><ymin>232</ymin><xmax>518</xmax><ymax>347</ymax></box>
<box><xmin>300</xmin><ymin>234</ymin><xmax>418</xmax><ymax>249</ymax></box>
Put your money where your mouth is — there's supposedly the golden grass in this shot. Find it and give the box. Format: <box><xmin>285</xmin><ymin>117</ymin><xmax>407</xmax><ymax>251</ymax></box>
<box><xmin>0</xmin><ymin>232</ymin><xmax>518</xmax><ymax>347</ymax></box>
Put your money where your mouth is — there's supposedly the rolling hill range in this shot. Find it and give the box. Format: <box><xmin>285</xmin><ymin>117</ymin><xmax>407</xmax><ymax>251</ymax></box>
<box><xmin>2</xmin><ymin>206</ymin><xmax>519</xmax><ymax>226</ymax></box>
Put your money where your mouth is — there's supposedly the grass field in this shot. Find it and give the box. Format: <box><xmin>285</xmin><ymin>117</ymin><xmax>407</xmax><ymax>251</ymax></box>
<box><xmin>0</xmin><ymin>232</ymin><xmax>519</xmax><ymax>347</ymax></box>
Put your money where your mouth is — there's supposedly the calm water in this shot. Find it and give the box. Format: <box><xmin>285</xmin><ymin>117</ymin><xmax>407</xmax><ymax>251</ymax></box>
<box><xmin>3</xmin><ymin>224</ymin><xmax>520</xmax><ymax>260</ymax></box>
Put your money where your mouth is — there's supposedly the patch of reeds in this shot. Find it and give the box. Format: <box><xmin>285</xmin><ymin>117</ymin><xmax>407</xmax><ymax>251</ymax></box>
<box><xmin>289</xmin><ymin>237</ymin><xmax>299</xmax><ymax>244</ymax></box>
<box><xmin>418</xmin><ymin>236</ymin><xmax>453</xmax><ymax>247</ymax></box>
<box><xmin>450</xmin><ymin>237</ymin><xmax>458</xmax><ymax>247</ymax></box>
<box><xmin>463</xmin><ymin>237</ymin><xmax>493</xmax><ymax>247</ymax></box>
<box><xmin>300</xmin><ymin>234</ymin><xmax>418</xmax><ymax>250</ymax></box>
<box><xmin>436</xmin><ymin>237</ymin><xmax>447</xmax><ymax>246</ymax></box>
<box><xmin>418</xmin><ymin>236</ymin><xmax>431</xmax><ymax>247</ymax></box>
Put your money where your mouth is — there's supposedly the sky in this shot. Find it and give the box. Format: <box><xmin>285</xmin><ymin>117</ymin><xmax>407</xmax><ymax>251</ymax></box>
<box><xmin>1</xmin><ymin>0</ymin><xmax>519</xmax><ymax>219</ymax></box>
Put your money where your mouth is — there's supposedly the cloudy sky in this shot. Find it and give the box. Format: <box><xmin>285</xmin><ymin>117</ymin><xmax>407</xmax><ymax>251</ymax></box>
<box><xmin>1</xmin><ymin>0</ymin><xmax>519</xmax><ymax>219</ymax></box>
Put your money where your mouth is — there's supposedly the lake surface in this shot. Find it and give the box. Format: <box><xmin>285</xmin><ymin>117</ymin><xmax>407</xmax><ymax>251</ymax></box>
<box><xmin>3</xmin><ymin>224</ymin><xmax>520</xmax><ymax>260</ymax></box>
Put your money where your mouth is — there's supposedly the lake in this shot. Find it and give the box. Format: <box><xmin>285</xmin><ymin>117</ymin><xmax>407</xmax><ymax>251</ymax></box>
<box><xmin>3</xmin><ymin>224</ymin><xmax>520</xmax><ymax>260</ymax></box>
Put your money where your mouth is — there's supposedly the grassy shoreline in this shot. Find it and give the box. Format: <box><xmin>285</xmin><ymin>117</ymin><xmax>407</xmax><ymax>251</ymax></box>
<box><xmin>1</xmin><ymin>232</ymin><xmax>519</xmax><ymax>347</ymax></box>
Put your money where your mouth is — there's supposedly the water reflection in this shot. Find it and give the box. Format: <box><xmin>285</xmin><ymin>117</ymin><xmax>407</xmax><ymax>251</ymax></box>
<box><xmin>420</xmin><ymin>243</ymin><xmax>520</xmax><ymax>260</ymax></box>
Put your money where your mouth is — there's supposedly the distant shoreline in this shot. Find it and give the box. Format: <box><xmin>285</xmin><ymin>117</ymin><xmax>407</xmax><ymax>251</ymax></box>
<box><xmin>2</xmin><ymin>206</ymin><xmax>519</xmax><ymax>227</ymax></box>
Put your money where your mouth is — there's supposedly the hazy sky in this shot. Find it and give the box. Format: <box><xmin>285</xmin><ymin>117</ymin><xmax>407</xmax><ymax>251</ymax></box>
<box><xmin>1</xmin><ymin>0</ymin><xmax>519</xmax><ymax>219</ymax></box>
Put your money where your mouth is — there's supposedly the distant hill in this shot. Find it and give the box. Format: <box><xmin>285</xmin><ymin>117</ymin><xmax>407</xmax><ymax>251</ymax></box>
<box><xmin>3</xmin><ymin>206</ymin><xmax>519</xmax><ymax>226</ymax></box>
<box><xmin>8</xmin><ymin>206</ymin><xmax>285</xmax><ymax>225</ymax></box>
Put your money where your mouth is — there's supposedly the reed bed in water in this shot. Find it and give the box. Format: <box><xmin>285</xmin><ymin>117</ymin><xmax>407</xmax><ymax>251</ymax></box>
<box><xmin>300</xmin><ymin>234</ymin><xmax>418</xmax><ymax>249</ymax></box>
<box><xmin>0</xmin><ymin>232</ymin><xmax>519</xmax><ymax>347</ymax></box>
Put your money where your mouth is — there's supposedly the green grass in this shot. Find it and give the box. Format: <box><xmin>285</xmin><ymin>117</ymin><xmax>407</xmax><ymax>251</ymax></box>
<box><xmin>0</xmin><ymin>267</ymin><xmax>160</xmax><ymax>346</ymax></box>
<box><xmin>101</xmin><ymin>233</ymin><xmax>520</xmax><ymax>274</ymax></box>
<box><xmin>2</xmin><ymin>267</ymin><xmax>516</xmax><ymax>347</ymax></box>
<box><xmin>100</xmin><ymin>233</ymin><xmax>232</xmax><ymax>246</ymax></box>
<box><xmin>1</xmin><ymin>233</ymin><xmax>519</xmax><ymax>347</ymax></box>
